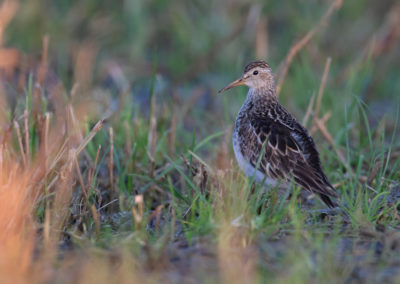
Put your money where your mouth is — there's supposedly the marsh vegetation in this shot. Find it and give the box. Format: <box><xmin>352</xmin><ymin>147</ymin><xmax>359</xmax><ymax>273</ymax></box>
<box><xmin>0</xmin><ymin>0</ymin><xmax>400</xmax><ymax>283</ymax></box>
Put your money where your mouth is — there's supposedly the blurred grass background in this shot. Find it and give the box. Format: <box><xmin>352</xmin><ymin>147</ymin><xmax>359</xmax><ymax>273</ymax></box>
<box><xmin>4</xmin><ymin>0</ymin><xmax>400</xmax><ymax>138</ymax></box>
<box><xmin>1</xmin><ymin>0</ymin><xmax>400</xmax><ymax>283</ymax></box>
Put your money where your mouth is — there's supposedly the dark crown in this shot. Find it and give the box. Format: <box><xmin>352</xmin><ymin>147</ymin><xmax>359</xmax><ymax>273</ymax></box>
<box><xmin>243</xmin><ymin>60</ymin><xmax>270</xmax><ymax>73</ymax></box>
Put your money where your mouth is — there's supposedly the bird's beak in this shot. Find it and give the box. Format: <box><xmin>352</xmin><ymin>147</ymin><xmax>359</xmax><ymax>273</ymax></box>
<box><xmin>218</xmin><ymin>76</ymin><xmax>246</xmax><ymax>93</ymax></box>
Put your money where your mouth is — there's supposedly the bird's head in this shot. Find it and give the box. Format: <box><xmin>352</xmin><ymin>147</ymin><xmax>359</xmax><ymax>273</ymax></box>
<box><xmin>218</xmin><ymin>60</ymin><xmax>275</xmax><ymax>94</ymax></box>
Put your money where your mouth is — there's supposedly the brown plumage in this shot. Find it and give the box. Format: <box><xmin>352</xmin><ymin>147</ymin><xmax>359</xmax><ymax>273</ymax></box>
<box><xmin>219</xmin><ymin>60</ymin><xmax>338</xmax><ymax>207</ymax></box>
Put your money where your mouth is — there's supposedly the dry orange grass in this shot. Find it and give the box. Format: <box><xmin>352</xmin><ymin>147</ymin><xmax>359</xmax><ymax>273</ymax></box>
<box><xmin>0</xmin><ymin>5</ymin><xmax>105</xmax><ymax>281</ymax></box>
<box><xmin>0</xmin><ymin>164</ymin><xmax>37</xmax><ymax>283</ymax></box>
<box><xmin>0</xmin><ymin>1</ymin><xmax>37</xmax><ymax>282</ymax></box>
<box><xmin>0</xmin><ymin>90</ymin><xmax>103</xmax><ymax>283</ymax></box>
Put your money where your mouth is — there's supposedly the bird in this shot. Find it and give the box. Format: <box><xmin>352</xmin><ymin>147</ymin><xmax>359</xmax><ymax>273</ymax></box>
<box><xmin>218</xmin><ymin>60</ymin><xmax>338</xmax><ymax>207</ymax></box>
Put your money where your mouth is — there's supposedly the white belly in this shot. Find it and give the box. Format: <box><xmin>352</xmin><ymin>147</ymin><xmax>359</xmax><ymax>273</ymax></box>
<box><xmin>232</xmin><ymin>134</ymin><xmax>278</xmax><ymax>187</ymax></box>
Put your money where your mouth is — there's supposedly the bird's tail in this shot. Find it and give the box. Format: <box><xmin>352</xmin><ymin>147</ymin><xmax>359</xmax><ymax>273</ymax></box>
<box><xmin>319</xmin><ymin>193</ymin><xmax>338</xmax><ymax>208</ymax></box>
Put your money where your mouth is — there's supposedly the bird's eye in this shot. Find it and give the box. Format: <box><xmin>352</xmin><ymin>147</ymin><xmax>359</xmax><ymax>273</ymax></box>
<box><xmin>253</xmin><ymin>70</ymin><xmax>259</xmax><ymax>75</ymax></box>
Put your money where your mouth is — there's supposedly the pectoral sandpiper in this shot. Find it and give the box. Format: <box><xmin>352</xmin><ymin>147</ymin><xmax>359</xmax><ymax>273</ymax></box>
<box><xmin>219</xmin><ymin>60</ymin><xmax>338</xmax><ymax>207</ymax></box>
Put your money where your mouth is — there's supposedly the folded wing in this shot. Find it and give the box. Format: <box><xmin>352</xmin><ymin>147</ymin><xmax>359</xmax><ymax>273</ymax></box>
<box><xmin>248</xmin><ymin>109</ymin><xmax>338</xmax><ymax>207</ymax></box>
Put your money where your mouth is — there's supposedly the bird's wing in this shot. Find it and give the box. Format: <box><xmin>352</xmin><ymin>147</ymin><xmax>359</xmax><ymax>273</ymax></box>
<box><xmin>247</xmin><ymin>109</ymin><xmax>337</xmax><ymax>200</ymax></box>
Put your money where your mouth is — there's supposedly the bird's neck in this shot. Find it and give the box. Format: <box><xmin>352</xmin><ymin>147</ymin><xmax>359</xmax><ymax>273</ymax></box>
<box><xmin>247</xmin><ymin>87</ymin><xmax>277</xmax><ymax>103</ymax></box>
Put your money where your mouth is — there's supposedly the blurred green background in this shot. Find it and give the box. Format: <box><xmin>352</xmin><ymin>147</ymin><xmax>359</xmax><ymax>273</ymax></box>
<box><xmin>5</xmin><ymin>0</ymin><xmax>400</xmax><ymax>138</ymax></box>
